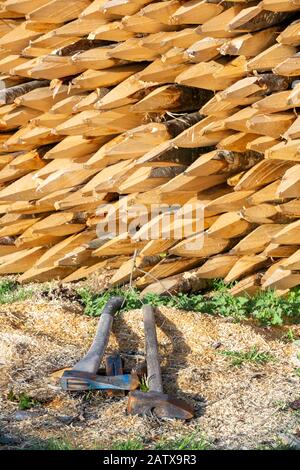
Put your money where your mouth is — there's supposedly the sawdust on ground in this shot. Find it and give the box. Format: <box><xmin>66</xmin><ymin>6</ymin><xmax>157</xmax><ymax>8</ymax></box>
<box><xmin>0</xmin><ymin>299</ymin><xmax>300</xmax><ymax>450</ymax></box>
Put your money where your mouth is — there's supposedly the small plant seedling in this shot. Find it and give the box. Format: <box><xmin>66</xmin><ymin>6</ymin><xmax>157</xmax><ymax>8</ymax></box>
<box><xmin>139</xmin><ymin>374</ymin><xmax>149</xmax><ymax>392</ymax></box>
<box><xmin>295</xmin><ymin>368</ymin><xmax>300</xmax><ymax>378</ymax></box>
<box><xmin>219</xmin><ymin>346</ymin><xmax>274</xmax><ymax>366</ymax></box>
<box><xmin>282</xmin><ymin>329</ymin><xmax>296</xmax><ymax>343</ymax></box>
<box><xmin>7</xmin><ymin>391</ymin><xmax>39</xmax><ymax>410</ymax></box>
<box><xmin>274</xmin><ymin>400</ymin><xmax>288</xmax><ymax>411</ymax></box>
<box><xmin>18</xmin><ymin>393</ymin><xmax>39</xmax><ymax>410</ymax></box>
<box><xmin>7</xmin><ymin>390</ymin><xmax>16</xmax><ymax>402</ymax></box>
<box><xmin>83</xmin><ymin>390</ymin><xmax>94</xmax><ymax>401</ymax></box>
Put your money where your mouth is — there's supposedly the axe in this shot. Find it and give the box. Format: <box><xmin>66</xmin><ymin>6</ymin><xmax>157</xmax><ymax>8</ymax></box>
<box><xmin>127</xmin><ymin>305</ymin><xmax>194</xmax><ymax>420</ymax></box>
<box><xmin>60</xmin><ymin>296</ymin><xmax>139</xmax><ymax>392</ymax></box>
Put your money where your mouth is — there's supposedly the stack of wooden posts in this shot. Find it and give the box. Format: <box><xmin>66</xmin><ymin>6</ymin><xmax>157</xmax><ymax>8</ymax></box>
<box><xmin>0</xmin><ymin>0</ymin><xmax>299</xmax><ymax>296</ymax></box>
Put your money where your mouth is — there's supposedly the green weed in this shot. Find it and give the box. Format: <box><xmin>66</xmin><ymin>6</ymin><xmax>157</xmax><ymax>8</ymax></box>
<box><xmin>77</xmin><ymin>285</ymin><xmax>300</xmax><ymax>327</ymax></box>
<box><xmin>111</xmin><ymin>439</ymin><xmax>144</xmax><ymax>450</ymax></box>
<box><xmin>139</xmin><ymin>375</ymin><xmax>149</xmax><ymax>392</ymax></box>
<box><xmin>211</xmin><ymin>278</ymin><xmax>235</xmax><ymax>292</ymax></box>
<box><xmin>274</xmin><ymin>400</ymin><xmax>288</xmax><ymax>411</ymax></box>
<box><xmin>109</xmin><ymin>433</ymin><xmax>210</xmax><ymax>451</ymax></box>
<box><xmin>258</xmin><ymin>439</ymin><xmax>297</xmax><ymax>450</ymax></box>
<box><xmin>78</xmin><ymin>287</ymin><xmax>140</xmax><ymax>316</ymax></box>
<box><xmin>155</xmin><ymin>432</ymin><xmax>210</xmax><ymax>450</ymax></box>
<box><xmin>282</xmin><ymin>329</ymin><xmax>297</xmax><ymax>343</ymax></box>
<box><xmin>205</xmin><ymin>293</ymin><xmax>249</xmax><ymax>320</ymax></box>
<box><xmin>28</xmin><ymin>438</ymin><xmax>74</xmax><ymax>450</ymax></box>
<box><xmin>219</xmin><ymin>346</ymin><xmax>274</xmax><ymax>367</ymax></box>
<box><xmin>18</xmin><ymin>394</ymin><xmax>38</xmax><ymax>410</ymax></box>
<box><xmin>0</xmin><ymin>279</ymin><xmax>33</xmax><ymax>304</ymax></box>
<box><xmin>249</xmin><ymin>290</ymin><xmax>300</xmax><ymax>326</ymax></box>
<box><xmin>7</xmin><ymin>391</ymin><xmax>39</xmax><ymax>410</ymax></box>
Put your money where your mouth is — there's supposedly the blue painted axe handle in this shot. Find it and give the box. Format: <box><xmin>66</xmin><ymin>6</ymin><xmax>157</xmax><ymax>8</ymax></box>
<box><xmin>61</xmin><ymin>369</ymin><xmax>139</xmax><ymax>391</ymax></box>
<box><xmin>105</xmin><ymin>353</ymin><xmax>125</xmax><ymax>397</ymax></box>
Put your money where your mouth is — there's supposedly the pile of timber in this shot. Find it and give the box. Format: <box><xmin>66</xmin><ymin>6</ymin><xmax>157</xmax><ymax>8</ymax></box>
<box><xmin>0</xmin><ymin>0</ymin><xmax>299</xmax><ymax>296</ymax></box>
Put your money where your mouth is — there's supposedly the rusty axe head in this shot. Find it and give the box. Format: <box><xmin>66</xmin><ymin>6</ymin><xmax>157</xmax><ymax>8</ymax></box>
<box><xmin>127</xmin><ymin>390</ymin><xmax>194</xmax><ymax>420</ymax></box>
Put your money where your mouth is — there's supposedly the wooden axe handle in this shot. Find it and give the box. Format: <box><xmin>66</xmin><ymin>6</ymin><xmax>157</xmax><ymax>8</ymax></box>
<box><xmin>73</xmin><ymin>296</ymin><xmax>124</xmax><ymax>374</ymax></box>
<box><xmin>143</xmin><ymin>304</ymin><xmax>163</xmax><ymax>394</ymax></box>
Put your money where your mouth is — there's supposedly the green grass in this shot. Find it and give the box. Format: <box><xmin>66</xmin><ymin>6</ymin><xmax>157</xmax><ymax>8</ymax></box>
<box><xmin>27</xmin><ymin>438</ymin><xmax>74</xmax><ymax>450</ymax></box>
<box><xmin>219</xmin><ymin>346</ymin><xmax>275</xmax><ymax>367</ymax></box>
<box><xmin>211</xmin><ymin>278</ymin><xmax>235</xmax><ymax>292</ymax></box>
<box><xmin>77</xmin><ymin>284</ymin><xmax>300</xmax><ymax>327</ymax></box>
<box><xmin>111</xmin><ymin>439</ymin><xmax>144</xmax><ymax>451</ymax></box>
<box><xmin>7</xmin><ymin>391</ymin><xmax>40</xmax><ymax>410</ymax></box>
<box><xmin>30</xmin><ymin>435</ymin><xmax>210</xmax><ymax>451</ymax></box>
<box><xmin>20</xmin><ymin>436</ymin><xmax>297</xmax><ymax>451</ymax></box>
<box><xmin>274</xmin><ymin>400</ymin><xmax>288</xmax><ymax>411</ymax></box>
<box><xmin>110</xmin><ymin>432</ymin><xmax>210</xmax><ymax>451</ymax></box>
<box><xmin>257</xmin><ymin>444</ymin><xmax>293</xmax><ymax>450</ymax></box>
<box><xmin>154</xmin><ymin>434</ymin><xmax>210</xmax><ymax>450</ymax></box>
<box><xmin>258</xmin><ymin>441</ymin><xmax>297</xmax><ymax>450</ymax></box>
<box><xmin>282</xmin><ymin>329</ymin><xmax>297</xmax><ymax>343</ymax></box>
<box><xmin>18</xmin><ymin>394</ymin><xmax>38</xmax><ymax>410</ymax></box>
<box><xmin>0</xmin><ymin>279</ymin><xmax>33</xmax><ymax>304</ymax></box>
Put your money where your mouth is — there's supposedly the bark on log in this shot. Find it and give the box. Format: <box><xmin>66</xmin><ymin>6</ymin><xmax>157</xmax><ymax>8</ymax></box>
<box><xmin>141</xmin><ymin>269</ymin><xmax>211</xmax><ymax>297</ymax></box>
<box><xmin>257</xmin><ymin>74</ymin><xmax>291</xmax><ymax>94</ymax></box>
<box><xmin>165</xmin><ymin>112</ymin><xmax>204</xmax><ymax>138</ymax></box>
<box><xmin>56</xmin><ymin>39</ymin><xmax>114</xmax><ymax>56</ymax></box>
<box><xmin>0</xmin><ymin>80</ymin><xmax>49</xmax><ymax>105</ymax></box>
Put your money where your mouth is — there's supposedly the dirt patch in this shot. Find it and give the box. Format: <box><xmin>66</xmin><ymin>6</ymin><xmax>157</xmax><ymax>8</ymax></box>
<box><xmin>0</xmin><ymin>300</ymin><xmax>300</xmax><ymax>449</ymax></box>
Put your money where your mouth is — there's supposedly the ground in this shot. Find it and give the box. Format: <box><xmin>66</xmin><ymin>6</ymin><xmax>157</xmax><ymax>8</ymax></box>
<box><xmin>1</xmin><ymin>290</ymin><xmax>300</xmax><ymax>450</ymax></box>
